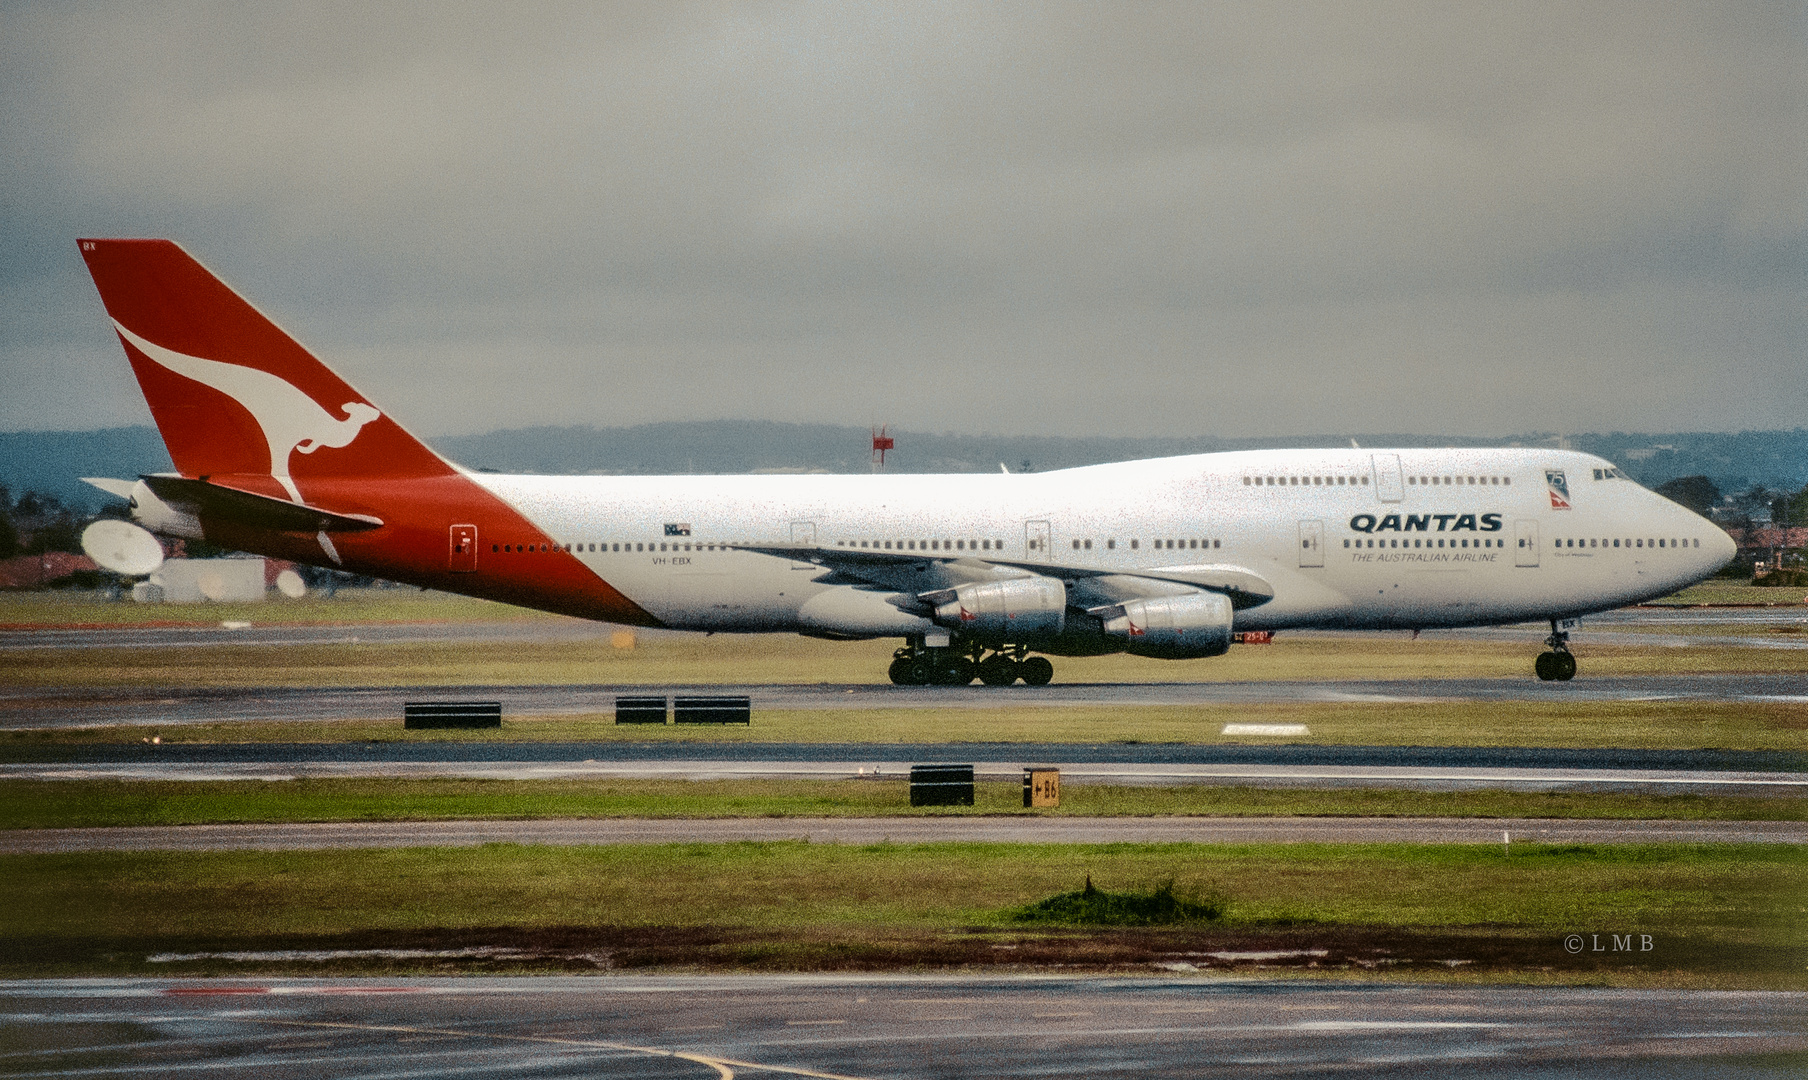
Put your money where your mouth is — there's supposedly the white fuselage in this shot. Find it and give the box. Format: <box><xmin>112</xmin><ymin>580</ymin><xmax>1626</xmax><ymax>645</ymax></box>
<box><xmin>469</xmin><ymin>448</ymin><xmax>1733</xmax><ymax>638</ymax></box>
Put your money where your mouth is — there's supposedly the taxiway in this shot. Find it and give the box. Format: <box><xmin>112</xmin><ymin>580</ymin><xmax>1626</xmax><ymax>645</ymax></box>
<box><xmin>6</xmin><ymin>671</ymin><xmax>1808</xmax><ymax>731</ymax></box>
<box><xmin>3</xmin><ymin>976</ymin><xmax>1802</xmax><ymax>1078</ymax></box>
<box><xmin>5</xmin><ymin>815</ymin><xmax>1802</xmax><ymax>854</ymax></box>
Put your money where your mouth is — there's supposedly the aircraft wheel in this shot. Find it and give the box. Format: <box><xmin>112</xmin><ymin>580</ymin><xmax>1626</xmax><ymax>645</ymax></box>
<box><xmin>906</xmin><ymin>657</ymin><xmax>936</xmax><ymax>685</ymax></box>
<box><xmin>1553</xmin><ymin>651</ymin><xmax>1577</xmax><ymax>681</ymax></box>
<box><xmin>977</xmin><ymin>655</ymin><xmax>1018</xmax><ymax>686</ymax></box>
<box><xmin>888</xmin><ymin>657</ymin><xmax>915</xmax><ymax>686</ymax></box>
<box><xmin>1019</xmin><ymin>656</ymin><xmax>1054</xmax><ymax>686</ymax></box>
<box><xmin>935</xmin><ymin>656</ymin><xmax>976</xmax><ymax>686</ymax></box>
<box><xmin>1534</xmin><ymin>652</ymin><xmax>1559</xmax><ymax>681</ymax></box>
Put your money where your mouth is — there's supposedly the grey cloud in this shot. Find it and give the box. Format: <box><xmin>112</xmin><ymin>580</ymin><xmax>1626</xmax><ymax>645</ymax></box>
<box><xmin>1</xmin><ymin>1</ymin><xmax>1802</xmax><ymax>438</ymax></box>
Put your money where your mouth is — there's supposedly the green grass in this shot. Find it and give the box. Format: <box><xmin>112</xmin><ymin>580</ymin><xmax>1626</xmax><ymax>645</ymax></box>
<box><xmin>0</xmin><ymin>587</ymin><xmax>550</xmax><ymax>627</ymax></box>
<box><xmin>2</xmin><ymin>842</ymin><xmax>1799</xmax><ymax>964</ymax></box>
<box><xmin>1</xmin><ymin>778</ymin><xmax>1802</xmax><ymax>829</ymax></box>
<box><xmin>1011</xmin><ymin>878</ymin><xmax>1229</xmax><ymax>924</ymax></box>
<box><xmin>10</xmin><ymin>698</ymin><xmax>1805</xmax><ymax>750</ymax></box>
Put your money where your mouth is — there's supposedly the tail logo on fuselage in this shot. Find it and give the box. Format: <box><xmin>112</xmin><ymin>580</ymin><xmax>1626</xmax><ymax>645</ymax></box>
<box><xmin>112</xmin><ymin>319</ymin><xmax>381</xmax><ymax>503</ymax></box>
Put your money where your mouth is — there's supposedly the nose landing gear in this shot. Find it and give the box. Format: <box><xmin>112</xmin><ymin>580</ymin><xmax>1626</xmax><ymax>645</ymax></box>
<box><xmin>1534</xmin><ymin>620</ymin><xmax>1577</xmax><ymax>681</ymax></box>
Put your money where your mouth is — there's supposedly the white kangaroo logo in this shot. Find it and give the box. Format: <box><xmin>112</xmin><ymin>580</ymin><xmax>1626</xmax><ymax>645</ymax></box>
<box><xmin>113</xmin><ymin>320</ymin><xmax>381</xmax><ymax>505</ymax></box>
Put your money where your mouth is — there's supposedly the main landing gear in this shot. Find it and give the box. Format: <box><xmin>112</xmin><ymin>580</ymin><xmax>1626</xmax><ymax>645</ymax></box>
<box><xmin>1534</xmin><ymin>619</ymin><xmax>1577</xmax><ymax>682</ymax></box>
<box><xmin>888</xmin><ymin>642</ymin><xmax>1053</xmax><ymax>686</ymax></box>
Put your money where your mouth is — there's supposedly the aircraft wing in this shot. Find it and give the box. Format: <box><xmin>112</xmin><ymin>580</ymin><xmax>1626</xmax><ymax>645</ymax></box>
<box><xmin>732</xmin><ymin>544</ymin><xmax>1273</xmax><ymax>609</ymax></box>
<box><xmin>139</xmin><ymin>474</ymin><xmax>385</xmax><ymax>534</ymax></box>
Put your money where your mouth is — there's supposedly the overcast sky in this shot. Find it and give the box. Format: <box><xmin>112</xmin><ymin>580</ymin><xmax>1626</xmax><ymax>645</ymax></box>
<box><xmin>2</xmin><ymin>2</ymin><xmax>1802</xmax><ymax>439</ymax></box>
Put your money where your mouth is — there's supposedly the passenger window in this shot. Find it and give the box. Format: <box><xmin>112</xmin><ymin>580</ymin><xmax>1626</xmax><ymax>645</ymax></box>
<box><xmin>1106</xmin><ymin>539</ymin><xmax>1115</xmax><ymax>550</ymax></box>
<box><xmin>1130</xmin><ymin>539</ymin><xmax>1139</xmax><ymax>549</ymax></box>
<box><xmin>1083</xmin><ymin>539</ymin><xmax>1093</xmax><ymax>550</ymax></box>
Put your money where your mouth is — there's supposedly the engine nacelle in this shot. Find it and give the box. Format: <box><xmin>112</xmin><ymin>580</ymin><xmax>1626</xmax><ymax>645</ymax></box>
<box><xmin>925</xmin><ymin>577</ymin><xmax>1065</xmax><ymax>639</ymax></box>
<box><xmin>1099</xmin><ymin>592</ymin><xmax>1233</xmax><ymax>659</ymax></box>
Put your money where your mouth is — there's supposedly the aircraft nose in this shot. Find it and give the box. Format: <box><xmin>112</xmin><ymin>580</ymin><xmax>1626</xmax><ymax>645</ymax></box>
<box><xmin>1711</xmin><ymin>524</ymin><xmax>1737</xmax><ymax>567</ymax></box>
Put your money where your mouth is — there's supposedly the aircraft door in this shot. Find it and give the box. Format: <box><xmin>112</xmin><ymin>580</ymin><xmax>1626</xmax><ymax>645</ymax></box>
<box><xmin>789</xmin><ymin>521</ymin><xmax>817</xmax><ymax>569</ymax></box>
<box><xmin>1515</xmin><ymin>520</ymin><xmax>1540</xmax><ymax>567</ymax></box>
<box><xmin>1025</xmin><ymin>520</ymin><xmax>1051</xmax><ymax>562</ymax></box>
<box><xmin>449</xmin><ymin>524</ymin><xmax>478</xmax><ymax>572</ymax></box>
<box><xmin>1371</xmin><ymin>454</ymin><xmax>1404</xmax><ymax>502</ymax></box>
<box><xmin>1298</xmin><ymin>520</ymin><xmax>1324</xmax><ymax>567</ymax></box>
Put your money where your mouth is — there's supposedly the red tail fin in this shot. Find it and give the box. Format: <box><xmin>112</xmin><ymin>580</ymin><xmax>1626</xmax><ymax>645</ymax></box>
<box><xmin>78</xmin><ymin>239</ymin><xmax>453</xmax><ymax>503</ymax></box>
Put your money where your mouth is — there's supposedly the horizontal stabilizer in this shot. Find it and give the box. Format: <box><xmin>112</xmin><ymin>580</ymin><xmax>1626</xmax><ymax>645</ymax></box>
<box><xmin>81</xmin><ymin>477</ymin><xmax>138</xmax><ymax>500</ymax></box>
<box><xmin>140</xmin><ymin>474</ymin><xmax>384</xmax><ymax>534</ymax></box>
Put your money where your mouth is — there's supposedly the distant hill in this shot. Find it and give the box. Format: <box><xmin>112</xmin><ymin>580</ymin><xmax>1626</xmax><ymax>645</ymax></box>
<box><xmin>0</xmin><ymin>428</ymin><xmax>174</xmax><ymax>508</ymax></box>
<box><xmin>4</xmin><ymin>423</ymin><xmax>1804</xmax><ymax>508</ymax></box>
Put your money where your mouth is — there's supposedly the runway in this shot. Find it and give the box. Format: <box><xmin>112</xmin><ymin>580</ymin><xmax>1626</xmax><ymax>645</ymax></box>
<box><xmin>11</xmin><ymin>737</ymin><xmax>1801</xmax><ymax>771</ymax></box>
<box><xmin>4</xmin><ymin>976</ymin><xmax>1803</xmax><ymax>1078</ymax></box>
<box><xmin>5</xmin><ymin>815</ymin><xmax>1802</xmax><ymax>853</ymax></box>
<box><xmin>7</xmin><ymin>671</ymin><xmax>1808</xmax><ymax>731</ymax></box>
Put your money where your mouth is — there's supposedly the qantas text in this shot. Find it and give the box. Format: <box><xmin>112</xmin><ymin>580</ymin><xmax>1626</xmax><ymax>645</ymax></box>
<box><xmin>1349</xmin><ymin>513</ymin><xmax>1503</xmax><ymax>533</ymax></box>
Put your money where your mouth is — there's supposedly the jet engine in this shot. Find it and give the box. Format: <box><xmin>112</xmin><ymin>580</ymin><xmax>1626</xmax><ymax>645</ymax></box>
<box><xmin>922</xmin><ymin>577</ymin><xmax>1066</xmax><ymax>639</ymax></box>
<box><xmin>1098</xmin><ymin>591</ymin><xmax>1233</xmax><ymax>659</ymax></box>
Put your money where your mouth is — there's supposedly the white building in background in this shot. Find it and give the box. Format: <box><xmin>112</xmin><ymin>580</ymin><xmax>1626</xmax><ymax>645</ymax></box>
<box><xmin>136</xmin><ymin>557</ymin><xmax>266</xmax><ymax>603</ymax></box>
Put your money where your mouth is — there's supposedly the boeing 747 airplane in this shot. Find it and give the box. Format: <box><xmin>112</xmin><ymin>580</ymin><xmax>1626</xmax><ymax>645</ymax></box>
<box><xmin>77</xmin><ymin>239</ymin><xmax>1734</xmax><ymax>685</ymax></box>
